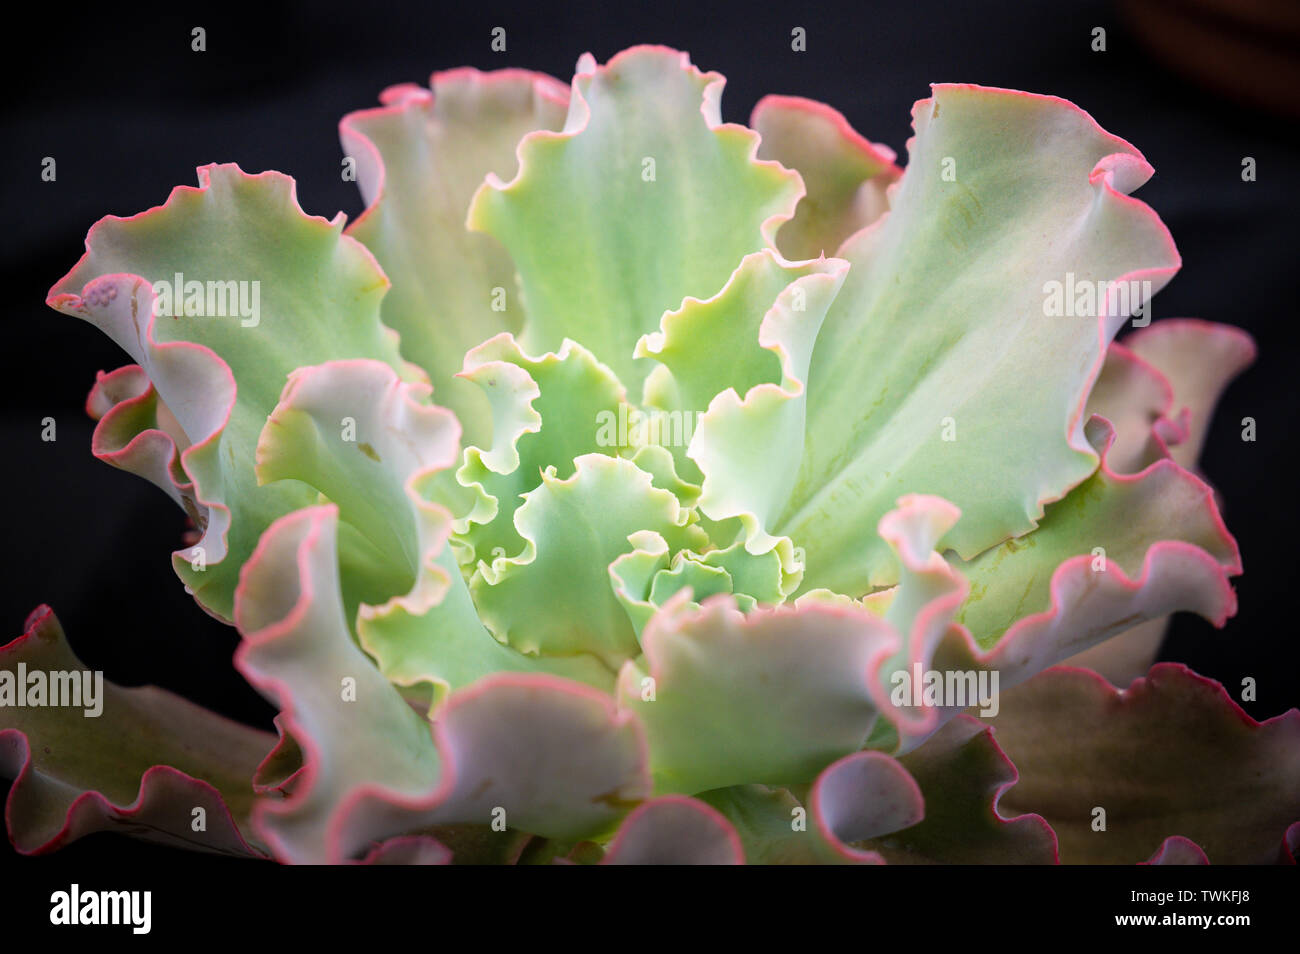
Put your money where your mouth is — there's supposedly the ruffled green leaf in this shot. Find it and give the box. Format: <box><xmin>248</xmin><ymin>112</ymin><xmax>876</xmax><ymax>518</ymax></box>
<box><xmin>610</xmin><ymin>535</ymin><xmax>777</xmax><ymax>638</ymax></box>
<box><xmin>1065</xmin><ymin>320</ymin><xmax>1253</xmax><ymax>683</ymax></box>
<box><xmin>1082</xmin><ymin>341</ymin><xmax>1179</xmax><ymax>475</ymax></box>
<box><xmin>467</xmin><ymin>46</ymin><xmax>801</xmax><ymax>391</ymax></box>
<box><xmin>776</xmin><ymin>86</ymin><xmax>1181</xmax><ymax>595</ymax></box>
<box><xmin>951</xmin><ymin>418</ymin><xmax>1240</xmax><ymax>649</ymax></box>
<box><xmin>640</xmin><ymin>249</ymin><xmax>845</xmax><ymax>591</ymax></box>
<box><xmin>47</xmin><ymin>164</ymin><xmax>421</xmax><ymax>620</ymax></box>
<box><xmin>454</xmin><ymin>334</ymin><xmax>629</xmax><ymax>566</ymax></box>
<box><xmin>255</xmin><ymin>359</ymin><xmax>612</xmax><ymax>707</ymax></box>
<box><xmin>472</xmin><ymin>454</ymin><xmax>708</xmax><ymax>667</ymax></box>
<box><xmin>342</xmin><ymin>69</ymin><xmax>570</xmax><ymax>446</ymax></box>
<box><xmin>617</xmin><ymin>594</ymin><xmax>898</xmax><ymax>794</ymax></box>
<box><xmin>85</xmin><ymin>365</ymin><xmax>195</xmax><ymax>512</ymax></box>
<box><xmin>233</xmin><ymin>505</ymin><xmax>442</xmax><ymax>864</ymax></box>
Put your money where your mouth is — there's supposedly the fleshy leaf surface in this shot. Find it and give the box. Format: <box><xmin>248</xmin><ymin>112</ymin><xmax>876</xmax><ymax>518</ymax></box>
<box><xmin>1066</xmin><ymin>321</ymin><xmax>1252</xmax><ymax>684</ymax></box>
<box><xmin>808</xmin><ymin>750</ymin><xmax>925</xmax><ymax>863</ymax></box>
<box><xmin>698</xmin><ymin>752</ymin><xmax>925</xmax><ymax>864</ymax></box>
<box><xmin>865</xmin><ymin>715</ymin><xmax>1057</xmax><ymax>863</ymax></box>
<box><xmin>341</xmin><ymin>69</ymin><xmax>570</xmax><ymax>445</ymax></box>
<box><xmin>454</xmin><ymin>334</ymin><xmax>629</xmax><ymax>566</ymax></box>
<box><xmin>1124</xmin><ymin>318</ymin><xmax>1256</xmax><ymax>471</ymax></box>
<box><xmin>468</xmin><ymin>45</ymin><xmax>802</xmax><ymax>391</ymax></box>
<box><xmin>86</xmin><ymin>364</ymin><xmax>195</xmax><ymax>512</ymax></box>
<box><xmin>831</xmin><ymin>464</ymin><xmax>1239</xmax><ymax>751</ymax></box>
<box><xmin>47</xmin><ymin>164</ymin><xmax>420</xmax><ymax>620</ymax></box>
<box><xmin>1083</xmin><ymin>342</ymin><xmax>1181</xmax><ymax>475</ymax></box>
<box><xmin>774</xmin><ymin>85</ymin><xmax>1181</xmax><ymax>595</ymax></box>
<box><xmin>951</xmin><ymin>418</ymin><xmax>1240</xmax><ymax>653</ymax></box>
<box><xmin>617</xmin><ymin>593</ymin><xmax>899</xmax><ymax>794</ymax></box>
<box><xmin>641</xmin><ymin>249</ymin><xmax>846</xmax><ymax>579</ymax></box>
<box><xmin>233</xmin><ymin>505</ymin><xmax>442</xmax><ymax>864</ymax></box>
<box><xmin>1</xmin><ymin>607</ymin><xmax>272</xmax><ymax>857</ymax></box>
<box><xmin>991</xmin><ymin>664</ymin><xmax>1300</xmax><ymax>864</ymax></box>
<box><xmin>255</xmin><ymin>359</ymin><xmax>610</xmax><ymax>707</ymax></box>
<box><xmin>332</xmin><ymin>673</ymin><xmax>652</xmax><ymax>850</ymax></box>
<box><xmin>471</xmin><ymin>454</ymin><xmax>707</xmax><ymax>667</ymax></box>
<box><xmin>601</xmin><ymin>795</ymin><xmax>744</xmax><ymax>864</ymax></box>
<box><xmin>752</xmin><ymin>95</ymin><xmax>901</xmax><ymax>260</ymax></box>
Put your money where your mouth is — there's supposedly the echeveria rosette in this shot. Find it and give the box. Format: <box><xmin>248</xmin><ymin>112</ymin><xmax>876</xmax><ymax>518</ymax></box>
<box><xmin>6</xmin><ymin>44</ymin><xmax>1294</xmax><ymax>865</ymax></box>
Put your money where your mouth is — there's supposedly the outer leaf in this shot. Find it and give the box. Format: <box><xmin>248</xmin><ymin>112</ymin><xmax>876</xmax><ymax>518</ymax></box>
<box><xmin>356</xmin><ymin>835</ymin><xmax>452</xmax><ymax>865</ymax></box>
<box><xmin>1062</xmin><ymin>380</ymin><xmax>1179</xmax><ymax>687</ymax></box>
<box><xmin>601</xmin><ymin>796</ymin><xmax>744</xmax><ymax>864</ymax></box>
<box><xmin>752</xmin><ymin>95</ymin><xmax>902</xmax><ymax>260</ymax></box>
<box><xmin>808</xmin><ymin>750</ymin><xmax>925</xmax><ymax>863</ymax></box>
<box><xmin>698</xmin><ymin>752</ymin><xmax>925</xmax><ymax>864</ymax></box>
<box><xmin>341</xmin><ymin>69</ymin><xmax>570</xmax><ymax>445</ymax></box>
<box><xmin>951</xmin><ymin>418</ymin><xmax>1240</xmax><ymax>651</ymax></box>
<box><xmin>47</xmin><ymin>164</ymin><xmax>421</xmax><ymax>620</ymax></box>
<box><xmin>874</xmin><ymin>495</ymin><xmax>970</xmax><ymax>747</ymax></box>
<box><xmin>1</xmin><ymin>607</ymin><xmax>272</xmax><ymax>857</ymax></box>
<box><xmin>86</xmin><ymin>364</ymin><xmax>194</xmax><ymax>512</ymax></box>
<box><xmin>1144</xmin><ymin>836</ymin><xmax>1209</xmax><ymax>866</ymax></box>
<box><xmin>332</xmin><ymin>673</ymin><xmax>652</xmax><ymax>850</ymax></box>
<box><xmin>776</xmin><ymin>85</ymin><xmax>1181</xmax><ymax>595</ymax></box>
<box><xmin>864</xmin><ymin>715</ymin><xmax>1058</xmax><ymax>863</ymax></box>
<box><xmin>1066</xmin><ymin>321</ymin><xmax>1253</xmax><ymax>684</ymax></box>
<box><xmin>233</xmin><ymin>505</ymin><xmax>442</xmax><ymax>864</ymax></box>
<box><xmin>991</xmin><ymin>664</ymin><xmax>1300</xmax><ymax>864</ymax></box>
<box><xmin>1083</xmin><ymin>342</ymin><xmax>1181</xmax><ymax>475</ymax></box>
<box><xmin>617</xmin><ymin>592</ymin><xmax>899</xmax><ymax>794</ymax></box>
<box><xmin>467</xmin><ymin>45</ymin><xmax>802</xmax><ymax>391</ymax></box>
<box><xmin>827</xmin><ymin>450</ymin><xmax>1239</xmax><ymax>751</ymax></box>
<box><xmin>1125</xmin><ymin>318</ymin><xmax>1255</xmax><ymax>471</ymax></box>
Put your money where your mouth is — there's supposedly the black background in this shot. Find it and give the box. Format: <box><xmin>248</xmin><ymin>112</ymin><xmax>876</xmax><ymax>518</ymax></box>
<box><xmin>1</xmin><ymin>0</ymin><xmax>1297</xmax><ymax>869</ymax></box>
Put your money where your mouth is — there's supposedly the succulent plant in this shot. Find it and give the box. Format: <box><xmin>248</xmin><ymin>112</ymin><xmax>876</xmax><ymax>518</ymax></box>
<box><xmin>5</xmin><ymin>45</ymin><xmax>1296</xmax><ymax>865</ymax></box>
